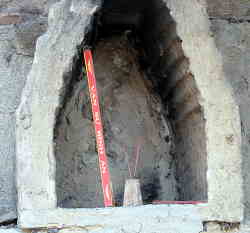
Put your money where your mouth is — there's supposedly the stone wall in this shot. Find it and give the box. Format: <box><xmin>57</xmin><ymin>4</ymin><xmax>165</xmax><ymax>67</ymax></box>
<box><xmin>207</xmin><ymin>0</ymin><xmax>250</xmax><ymax>20</ymax></box>
<box><xmin>0</xmin><ymin>0</ymin><xmax>249</xmax><ymax>232</ymax></box>
<box><xmin>0</xmin><ymin>23</ymin><xmax>32</xmax><ymax>223</ymax></box>
<box><xmin>206</xmin><ymin>0</ymin><xmax>250</xmax><ymax>226</ymax></box>
<box><xmin>211</xmin><ymin>19</ymin><xmax>250</xmax><ymax>225</ymax></box>
<box><xmin>0</xmin><ymin>0</ymin><xmax>58</xmax><ymax>15</ymax></box>
<box><xmin>0</xmin><ymin>0</ymin><xmax>58</xmax><ymax>223</ymax></box>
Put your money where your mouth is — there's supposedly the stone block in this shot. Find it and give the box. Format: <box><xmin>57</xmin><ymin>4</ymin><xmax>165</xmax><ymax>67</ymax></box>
<box><xmin>0</xmin><ymin>22</ymin><xmax>32</xmax><ymax>223</ymax></box>
<box><xmin>0</xmin><ymin>14</ymin><xmax>22</xmax><ymax>25</ymax></box>
<box><xmin>14</xmin><ymin>17</ymin><xmax>47</xmax><ymax>56</ymax></box>
<box><xmin>15</xmin><ymin>0</ymin><xmax>243</xmax><ymax>227</ymax></box>
<box><xmin>0</xmin><ymin>114</ymin><xmax>16</xmax><ymax>223</ymax></box>
<box><xmin>19</xmin><ymin>205</ymin><xmax>203</xmax><ymax>233</ymax></box>
<box><xmin>210</xmin><ymin>19</ymin><xmax>250</xmax><ymax>225</ymax></box>
<box><xmin>165</xmin><ymin>0</ymin><xmax>243</xmax><ymax>221</ymax></box>
<box><xmin>0</xmin><ymin>26</ymin><xmax>32</xmax><ymax>113</ymax></box>
<box><xmin>206</xmin><ymin>0</ymin><xmax>250</xmax><ymax>19</ymax></box>
<box><xmin>0</xmin><ymin>0</ymin><xmax>59</xmax><ymax>15</ymax></box>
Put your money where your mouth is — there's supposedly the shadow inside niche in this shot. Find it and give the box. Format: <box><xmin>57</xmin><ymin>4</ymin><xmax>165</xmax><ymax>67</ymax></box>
<box><xmin>54</xmin><ymin>0</ymin><xmax>207</xmax><ymax>208</ymax></box>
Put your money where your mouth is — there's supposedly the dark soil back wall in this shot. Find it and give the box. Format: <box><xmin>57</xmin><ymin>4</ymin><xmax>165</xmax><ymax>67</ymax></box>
<box><xmin>55</xmin><ymin>35</ymin><xmax>177</xmax><ymax>208</ymax></box>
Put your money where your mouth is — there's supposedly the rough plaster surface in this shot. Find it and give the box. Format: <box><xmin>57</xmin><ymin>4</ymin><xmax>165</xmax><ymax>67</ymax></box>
<box><xmin>0</xmin><ymin>0</ymin><xmax>58</xmax><ymax>224</ymax></box>
<box><xmin>0</xmin><ymin>113</ymin><xmax>16</xmax><ymax>222</ymax></box>
<box><xmin>210</xmin><ymin>19</ymin><xmax>250</xmax><ymax>225</ymax></box>
<box><xmin>55</xmin><ymin>35</ymin><xmax>176</xmax><ymax>208</ymax></box>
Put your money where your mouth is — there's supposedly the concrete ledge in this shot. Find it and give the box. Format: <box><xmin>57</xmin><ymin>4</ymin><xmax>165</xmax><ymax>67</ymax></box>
<box><xmin>19</xmin><ymin>205</ymin><xmax>203</xmax><ymax>232</ymax></box>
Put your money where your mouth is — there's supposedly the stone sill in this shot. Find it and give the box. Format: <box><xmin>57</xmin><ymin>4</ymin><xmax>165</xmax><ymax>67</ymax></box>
<box><xmin>19</xmin><ymin>205</ymin><xmax>203</xmax><ymax>232</ymax></box>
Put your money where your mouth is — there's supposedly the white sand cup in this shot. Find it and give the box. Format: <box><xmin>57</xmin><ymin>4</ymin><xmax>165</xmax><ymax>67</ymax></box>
<box><xmin>123</xmin><ymin>179</ymin><xmax>143</xmax><ymax>207</ymax></box>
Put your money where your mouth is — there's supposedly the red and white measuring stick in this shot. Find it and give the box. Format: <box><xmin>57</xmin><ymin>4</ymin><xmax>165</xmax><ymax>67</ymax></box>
<box><xmin>83</xmin><ymin>49</ymin><xmax>113</xmax><ymax>207</ymax></box>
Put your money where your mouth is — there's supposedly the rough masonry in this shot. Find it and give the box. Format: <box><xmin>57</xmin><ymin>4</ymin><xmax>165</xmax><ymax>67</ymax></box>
<box><xmin>0</xmin><ymin>0</ymin><xmax>249</xmax><ymax>232</ymax></box>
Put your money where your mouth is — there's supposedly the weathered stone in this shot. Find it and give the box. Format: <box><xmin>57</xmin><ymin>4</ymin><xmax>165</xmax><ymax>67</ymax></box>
<box><xmin>165</xmin><ymin>0</ymin><xmax>243</xmax><ymax>221</ymax></box>
<box><xmin>0</xmin><ymin>25</ymin><xmax>33</xmax><ymax>113</ymax></box>
<box><xmin>0</xmin><ymin>0</ymin><xmax>59</xmax><ymax>15</ymax></box>
<box><xmin>0</xmin><ymin>113</ymin><xmax>16</xmax><ymax>223</ymax></box>
<box><xmin>16</xmin><ymin>0</ymin><xmax>243</xmax><ymax>225</ymax></box>
<box><xmin>16</xmin><ymin>0</ymin><xmax>100</xmax><ymax>212</ymax></box>
<box><xmin>0</xmin><ymin>0</ymin><xmax>248</xmax><ymax>231</ymax></box>
<box><xmin>0</xmin><ymin>24</ymin><xmax>32</xmax><ymax>223</ymax></box>
<box><xmin>210</xmin><ymin>19</ymin><xmax>250</xmax><ymax>225</ymax></box>
<box><xmin>0</xmin><ymin>0</ymin><xmax>61</xmax><ymax>226</ymax></box>
<box><xmin>206</xmin><ymin>0</ymin><xmax>250</xmax><ymax>20</ymax></box>
<box><xmin>240</xmin><ymin>225</ymin><xmax>250</xmax><ymax>233</ymax></box>
<box><xmin>0</xmin><ymin>14</ymin><xmax>22</xmax><ymax>25</ymax></box>
<box><xmin>201</xmin><ymin>222</ymin><xmax>250</xmax><ymax>233</ymax></box>
<box><xmin>0</xmin><ymin>2</ymin><xmax>48</xmax><ymax>223</ymax></box>
<box><xmin>14</xmin><ymin>17</ymin><xmax>47</xmax><ymax>56</ymax></box>
<box><xmin>19</xmin><ymin>205</ymin><xmax>203</xmax><ymax>233</ymax></box>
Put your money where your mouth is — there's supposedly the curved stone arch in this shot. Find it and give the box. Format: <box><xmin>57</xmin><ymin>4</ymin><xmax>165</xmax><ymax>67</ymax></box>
<box><xmin>166</xmin><ymin>0</ymin><xmax>242</xmax><ymax>221</ymax></box>
<box><xmin>16</xmin><ymin>0</ymin><xmax>96</xmax><ymax>212</ymax></box>
<box><xmin>16</xmin><ymin>0</ymin><xmax>242</xmax><ymax>228</ymax></box>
